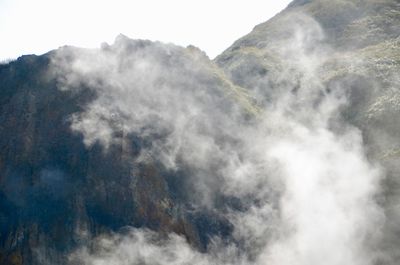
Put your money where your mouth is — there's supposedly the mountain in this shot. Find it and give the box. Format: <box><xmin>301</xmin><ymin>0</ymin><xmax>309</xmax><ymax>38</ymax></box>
<box><xmin>217</xmin><ymin>0</ymin><xmax>400</xmax><ymax>185</ymax></box>
<box><xmin>0</xmin><ymin>38</ymin><xmax>242</xmax><ymax>264</ymax></box>
<box><xmin>1</xmin><ymin>0</ymin><xmax>400</xmax><ymax>264</ymax></box>
<box><xmin>216</xmin><ymin>0</ymin><xmax>400</xmax><ymax>263</ymax></box>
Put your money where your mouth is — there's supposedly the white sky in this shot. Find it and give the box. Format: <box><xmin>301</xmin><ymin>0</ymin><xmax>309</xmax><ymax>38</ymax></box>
<box><xmin>0</xmin><ymin>0</ymin><xmax>292</xmax><ymax>60</ymax></box>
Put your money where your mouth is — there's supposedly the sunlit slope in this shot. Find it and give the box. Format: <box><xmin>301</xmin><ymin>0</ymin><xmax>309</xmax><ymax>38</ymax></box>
<box><xmin>216</xmin><ymin>1</ymin><xmax>400</xmax><ymax>262</ymax></box>
<box><xmin>216</xmin><ymin>0</ymin><xmax>400</xmax><ymax>157</ymax></box>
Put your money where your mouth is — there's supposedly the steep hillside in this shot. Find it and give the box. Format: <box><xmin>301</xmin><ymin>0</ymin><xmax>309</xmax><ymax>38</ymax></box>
<box><xmin>0</xmin><ymin>38</ymin><xmax>243</xmax><ymax>265</ymax></box>
<box><xmin>216</xmin><ymin>0</ymin><xmax>400</xmax><ymax>263</ymax></box>
<box><xmin>1</xmin><ymin>0</ymin><xmax>400</xmax><ymax>264</ymax></box>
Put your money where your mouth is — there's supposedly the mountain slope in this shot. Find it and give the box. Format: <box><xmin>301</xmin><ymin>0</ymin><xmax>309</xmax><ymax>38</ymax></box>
<box><xmin>216</xmin><ymin>0</ymin><xmax>400</xmax><ymax>263</ymax></box>
<box><xmin>216</xmin><ymin>0</ymin><xmax>400</xmax><ymax>169</ymax></box>
<box><xmin>1</xmin><ymin>0</ymin><xmax>400</xmax><ymax>264</ymax></box>
<box><xmin>0</xmin><ymin>39</ymin><xmax>240</xmax><ymax>265</ymax></box>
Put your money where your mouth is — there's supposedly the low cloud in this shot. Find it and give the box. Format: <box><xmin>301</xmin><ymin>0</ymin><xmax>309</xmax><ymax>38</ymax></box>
<box><xmin>51</xmin><ymin>12</ymin><xmax>385</xmax><ymax>265</ymax></box>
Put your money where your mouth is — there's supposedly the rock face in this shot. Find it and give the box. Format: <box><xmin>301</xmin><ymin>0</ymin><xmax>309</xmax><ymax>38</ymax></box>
<box><xmin>217</xmin><ymin>0</ymin><xmax>400</xmax><ymax>158</ymax></box>
<box><xmin>0</xmin><ymin>0</ymin><xmax>400</xmax><ymax>264</ymax></box>
<box><xmin>0</xmin><ymin>41</ymin><xmax>236</xmax><ymax>264</ymax></box>
<box><xmin>216</xmin><ymin>0</ymin><xmax>400</xmax><ymax>262</ymax></box>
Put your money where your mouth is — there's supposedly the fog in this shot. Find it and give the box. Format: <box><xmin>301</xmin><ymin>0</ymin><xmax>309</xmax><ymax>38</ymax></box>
<box><xmin>50</xmin><ymin>11</ymin><xmax>385</xmax><ymax>265</ymax></box>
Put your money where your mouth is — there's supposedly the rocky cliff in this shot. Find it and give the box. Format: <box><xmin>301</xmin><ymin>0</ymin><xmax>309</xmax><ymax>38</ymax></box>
<box><xmin>1</xmin><ymin>0</ymin><xmax>400</xmax><ymax>264</ymax></box>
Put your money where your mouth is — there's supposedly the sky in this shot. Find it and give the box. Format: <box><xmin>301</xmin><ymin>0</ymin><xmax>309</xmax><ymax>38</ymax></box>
<box><xmin>0</xmin><ymin>0</ymin><xmax>292</xmax><ymax>61</ymax></box>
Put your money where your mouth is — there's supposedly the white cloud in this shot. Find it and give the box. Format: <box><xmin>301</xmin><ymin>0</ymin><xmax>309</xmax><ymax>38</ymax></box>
<box><xmin>49</xmin><ymin>11</ymin><xmax>385</xmax><ymax>265</ymax></box>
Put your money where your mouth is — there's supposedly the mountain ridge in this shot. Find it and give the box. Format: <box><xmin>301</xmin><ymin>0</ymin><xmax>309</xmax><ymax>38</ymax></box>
<box><xmin>1</xmin><ymin>0</ymin><xmax>400</xmax><ymax>264</ymax></box>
